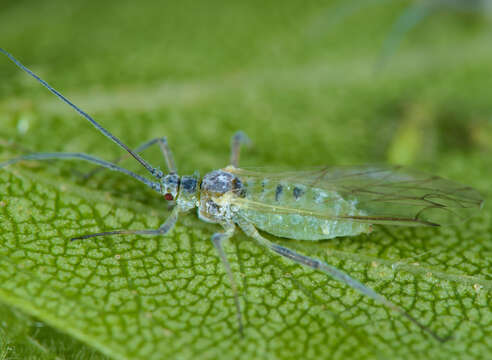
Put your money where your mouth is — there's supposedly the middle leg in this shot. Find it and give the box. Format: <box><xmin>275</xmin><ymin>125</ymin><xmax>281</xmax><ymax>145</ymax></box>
<box><xmin>211</xmin><ymin>222</ymin><xmax>244</xmax><ymax>336</ymax></box>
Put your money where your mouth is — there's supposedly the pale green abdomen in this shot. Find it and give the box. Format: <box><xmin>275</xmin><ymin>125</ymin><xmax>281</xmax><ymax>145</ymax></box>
<box><xmin>237</xmin><ymin>178</ymin><xmax>371</xmax><ymax>240</ymax></box>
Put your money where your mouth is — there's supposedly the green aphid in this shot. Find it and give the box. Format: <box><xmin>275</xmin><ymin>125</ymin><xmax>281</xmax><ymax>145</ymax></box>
<box><xmin>0</xmin><ymin>49</ymin><xmax>484</xmax><ymax>342</ymax></box>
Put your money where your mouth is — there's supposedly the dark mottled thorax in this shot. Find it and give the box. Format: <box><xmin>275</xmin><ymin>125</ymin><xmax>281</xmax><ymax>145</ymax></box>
<box><xmin>198</xmin><ymin>169</ymin><xmax>245</xmax><ymax>223</ymax></box>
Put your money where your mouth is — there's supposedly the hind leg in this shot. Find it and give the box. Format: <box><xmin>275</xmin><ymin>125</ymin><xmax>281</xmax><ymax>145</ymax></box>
<box><xmin>237</xmin><ymin>221</ymin><xmax>447</xmax><ymax>342</ymax></box>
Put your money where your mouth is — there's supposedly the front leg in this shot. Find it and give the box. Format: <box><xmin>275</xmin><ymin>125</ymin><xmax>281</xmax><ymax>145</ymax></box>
<box><xmin>84</xmin><ymin>136</ymin><xmax>177</xmax><ymax>179</ymax></box>
<box><xmin>211</xmin><ymin>222</ymin><xmax>244</xmax><ymax>336</ymax></box>
<box><xmin>71</xmin><ymin>207</ymin><xmax>179</xmax><ymax>241</ymax></box>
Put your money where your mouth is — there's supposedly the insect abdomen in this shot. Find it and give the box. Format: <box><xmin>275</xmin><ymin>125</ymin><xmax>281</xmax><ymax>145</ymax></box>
<box><xmin>237</xmin><ymin>178</ymin><xmax>371</xmax><ymax>240</ymax></box>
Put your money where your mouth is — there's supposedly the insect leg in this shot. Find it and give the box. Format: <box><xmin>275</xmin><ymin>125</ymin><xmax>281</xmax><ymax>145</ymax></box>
<box><xmin>238</xmin><ymin>221</ymin><xmax>448</xmax><ymax>343</ymax></box>
<box><xmin>157</xmin><ymin>136</ymin><xmax>177</xmax><ymax>174</ymax></box>
<box><xmin>71</xmin><ymin>206</ymin><xmax>179</xmax><ymax>241</ymax></box>
<box><xmin>0</xmin><ymin>152</ymin><xmax>160</xmax><ymax>192</ymax></box>
<box><xmin>83</xmin><ymin>136</ymin><xmax>176</xmax><ymax>179</ymax></box>
<box><xmin>211</xmin><ymin>222</ymin><xmax>244</xmax><ymax>337</ymax></box>
<box><xmin>229</xmin><ymin>131</ymin><xmax>251</xmax><ymax>168</ymax></box>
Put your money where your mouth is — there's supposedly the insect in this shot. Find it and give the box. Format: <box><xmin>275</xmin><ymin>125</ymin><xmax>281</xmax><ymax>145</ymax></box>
<box><xmin>0</xmin><ymin>49</ymin><xmax>484</xmax><ymax>342</ymax></box>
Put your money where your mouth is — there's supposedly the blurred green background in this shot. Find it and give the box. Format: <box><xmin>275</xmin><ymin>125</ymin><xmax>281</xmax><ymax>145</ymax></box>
<box><xmin>0</xmin><ymin>0</ymin><xmax>491</xmax><ymax>359</ymax></box>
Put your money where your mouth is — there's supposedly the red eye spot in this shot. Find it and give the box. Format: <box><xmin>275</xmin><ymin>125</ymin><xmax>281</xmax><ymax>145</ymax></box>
<box><xmin>164</xmin><ymin>193</ymin><xmax>174</xmax><ymax>201</ymax></box>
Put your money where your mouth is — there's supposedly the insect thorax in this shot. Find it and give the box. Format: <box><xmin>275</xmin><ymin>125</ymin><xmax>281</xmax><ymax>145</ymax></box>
<box><xmin>198</xmin><ymin>169</ymin><xmax>244</xmax><ymax>223</ymax></box>
<box><xmin>174</xmin><ymin>174</ymin><xmax>200</xmax><ymax>212</ymax></box>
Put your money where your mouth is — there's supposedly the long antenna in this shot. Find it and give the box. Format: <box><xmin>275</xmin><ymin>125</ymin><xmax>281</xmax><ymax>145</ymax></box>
<box><xmin>0</xmin><ymin>48</ymin><xmax>163</xmax><ymax>179</ymax></box>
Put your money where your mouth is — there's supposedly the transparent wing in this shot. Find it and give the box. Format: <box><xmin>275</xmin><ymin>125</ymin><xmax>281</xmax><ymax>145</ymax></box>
<box><xmin>227</xmin><ymin>165</ymin><xmax>484</xmax><ymax>227</ymax></box>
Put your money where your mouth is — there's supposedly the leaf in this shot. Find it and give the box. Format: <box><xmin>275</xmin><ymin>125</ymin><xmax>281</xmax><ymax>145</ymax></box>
<box><xmin>1</xmin><ymin>1</ymin><xmax>492</xmax><ymax>359</ymax></box>
<box><xmin>0</xmin><ymin>164</ymin><xmax>490</xmax><ymax>359</ymax></box>
<box><xmin>0</xmin><ymin>302</ymin><xmax>108</xmax><ymax>360</ymax></box>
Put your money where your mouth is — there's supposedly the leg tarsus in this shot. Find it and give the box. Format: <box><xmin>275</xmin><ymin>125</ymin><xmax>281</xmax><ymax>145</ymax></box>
<box><xmin>211</xmin><ymin>223</ymin><xmax>244</xmax><ymax>337</ymax></box>
<box><xmin>230</xmin><ymin>131</ymin><xmax>251</xmax><ymax>168</ymax></box>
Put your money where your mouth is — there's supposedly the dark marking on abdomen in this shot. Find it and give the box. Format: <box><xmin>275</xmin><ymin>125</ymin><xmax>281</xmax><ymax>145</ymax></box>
<box><xmin>275</xmin><ymin>184</ymin><xmax>283</xmax><ymax>202</ymax></box>
<box><xmin>293</xmin><ymin>186</ymin><xmax>304</xmax><ymax>200</ymax></box>
<box><xmin>232</xmin><ymin>177</ymin><xmax>246</xmax><ymax>197</ymax></box>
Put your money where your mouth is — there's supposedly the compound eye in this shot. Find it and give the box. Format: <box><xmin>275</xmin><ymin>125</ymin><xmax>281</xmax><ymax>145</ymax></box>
<box><xmin>164</xmin><ymin>193</ymin><xmax>174</xmax><ymax>201</ymax></box>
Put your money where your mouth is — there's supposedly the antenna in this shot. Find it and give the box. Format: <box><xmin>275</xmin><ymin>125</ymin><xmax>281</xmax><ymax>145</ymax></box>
<box><xmin>0</xmin><ymin>48</ymin><xmax>163</xmax><ymax>179</ymax></box>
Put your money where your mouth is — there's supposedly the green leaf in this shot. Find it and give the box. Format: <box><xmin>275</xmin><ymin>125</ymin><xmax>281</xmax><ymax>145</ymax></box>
<box><xmin>1</xmin><ymin>1</ymin><xmax>491</xmax><ymax>359</ymax></box>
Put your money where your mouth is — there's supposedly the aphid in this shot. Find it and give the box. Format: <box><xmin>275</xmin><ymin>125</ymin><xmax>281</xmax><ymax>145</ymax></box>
<box><xmin>0</xmin><ymin>49</ymin><xmax>484</xmax><ymax>342</ymax></box>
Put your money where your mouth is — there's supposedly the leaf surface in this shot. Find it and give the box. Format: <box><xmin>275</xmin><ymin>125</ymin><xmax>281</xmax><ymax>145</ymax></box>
<box><xmin>1</xmin><ymin>1</ymin><xmax>492</xmax><ymax>359</ymax></box>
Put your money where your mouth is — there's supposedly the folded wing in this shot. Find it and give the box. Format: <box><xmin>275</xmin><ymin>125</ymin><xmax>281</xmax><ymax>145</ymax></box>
<box><xmin>228</xmin><ymin>165</ymin><xmax>484</xmax><ymax>227</ymax></box>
